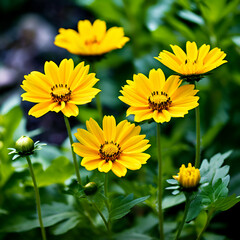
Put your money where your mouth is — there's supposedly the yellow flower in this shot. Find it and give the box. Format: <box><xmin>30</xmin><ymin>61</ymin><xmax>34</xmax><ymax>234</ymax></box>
<box><xmin>54</xmin><ymin>19</ymin><xmax>130</xmax><ymax>56</ymax></box>
<box><xmin>173</xmin><ymin>163</ymin><xmax>200</xmax><ymax>189</ymax></box>
<box><xmin>119</xmin><ymin>68</ymin><xmax>199</xmax><ymax>123</ymax></box>
<box><xmin>155</xmin><ymin>41</ymin><xmax>227</xmax><ymax>81</ymax></box>
<box><xmin>21</xmin><ymin>59</ymin><xmax>100</xmax><ymax>118</ymax></box>
<box><xmin>72</xmin><ymin>116</ymin><xmax>150</xmax><ymax>177</ymax></box>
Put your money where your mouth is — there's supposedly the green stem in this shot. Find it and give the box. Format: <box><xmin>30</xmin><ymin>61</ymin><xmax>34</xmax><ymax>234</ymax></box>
<box><xmin>91</xmin><ymin>63</ymin><xmax>103</xmax><ymax>120</ymax></box>
<box><xmin>196</xmin><ymin>210</ymin><xmax>214</xmax><ymax>240</ymax></box>
<box><xmin>92</xmin><ymin>202</ymin><xmax>109</xmax><ymax>232</ymax></box>
<box><xmin>195</xmin><ymin>105</ymin><xmax>201</xmax><ymax>168</ymax></box>
<box><xmin>157</xmin><ymin>123</ymin><xmax>164</xmax><ymax>240</ymax></box>
<box><xmin>64</xmin><ymin>115</ymin><xmax>82</xmax><ymax>185</ymax></box>
<box><xmin>26</xmin><ymin>155</ymin><xmax>46</xmax><ymax>240</ymax></box>
<box><xmin>95</xmin><ymin>90</ymin><xmax>103</xmax><ymax>120</ymax></box>
<box><xmin>104</xmin><ymin>173</ymin><xmax>109</xmax><ymax>199</ymax></box>
<box><xmin>104</xmin><ymin>173</ymin><xmax>111</xmax><ymax>231</ymax></box>
<box><xmin>174</xmin><ymin>193</ymin><xmax>191</xmax><ymax>240</ymax></box>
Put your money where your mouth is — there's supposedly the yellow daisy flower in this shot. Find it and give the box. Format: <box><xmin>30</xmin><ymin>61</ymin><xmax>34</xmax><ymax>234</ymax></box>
<box><xmin>21</xmin><ymin>59</ymin><xmax>100</xmax><ymax>118</ymax></box>
<box><xmin>119</xmin><ymin>68</ymin><xmax>199</xmax><ymax>123</ymax></box>
<box><xmin>72</xmin><ymin>116</ymin><xmax>150</xmax><ymax>177</ymax></box>
<box><xmin>173</xmin><ymin>163</ymin><xmax>200</xmax><ymax>189</ymax></box>
<box><xmin>54</xmin><ymin>19</ymin><xmax>130</xmax><ymax>56</ymax></box>
<box><xmin>155</xmin><ymin>41</ymin><xmax>227</xmax><ymax>82</ymax></box>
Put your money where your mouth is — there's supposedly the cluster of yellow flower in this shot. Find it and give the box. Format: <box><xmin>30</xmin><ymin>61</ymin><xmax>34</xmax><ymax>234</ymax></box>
<box><xmin>20</xmin><ymin>19</ymin><xmax>226</xmax><ymax>187</ymax></box>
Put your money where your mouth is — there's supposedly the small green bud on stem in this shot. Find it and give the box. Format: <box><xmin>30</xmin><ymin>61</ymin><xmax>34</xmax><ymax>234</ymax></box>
<box><xmin>84</xmin><ymin>182</ymin><xmax>98</xmax><ymax>195</ymax></box>
<box><xmin>15</xmin><ymin>136</ymin><xmax>34</xmax><ymax>155</ymax></box>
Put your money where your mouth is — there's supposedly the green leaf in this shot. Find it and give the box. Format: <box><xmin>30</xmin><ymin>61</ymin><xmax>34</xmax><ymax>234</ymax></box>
<box><xmin>200</xmin><ymin>151</ymin><xmax>232</xmax><ymax>184</ymax></box>
<box><xmin>200</xmin><ymin>179</ymin><xmax>228</xmax><ymax>210</ymax></box>
<box><xmin>114</xmin><ymin>232</ymin><xmax>153</xmax><ymax>240</ymax></box>
<box><xmin>166</xmin><ymin>179</ymin><xmax>178</xmax><ymax>185</ymax></box>
<box><xmin>52</xmin><ymin>215</ymin><xmax>81</xmax><ymax>235</ymax></box>
<box><xmin>0</xmin><ymin>202</ymin><xmax>80</xmax><ymax>233</ymax></box>
<box><xmin>162</xmin><ymin>193</ymin><xmax>185</xmax><ymax>209</ymax></box>
<box><xmin>109</xmin><ymin>194</ymin><xmax>149</xmax><ymax>221</ymax></box>
<box><xmin>186</xmin><ymin>194</ymin><xmax>203</xmax><ymax>223</ymax></box>
<box><xmin>25</xmin><ymin>156</ymin><xmax>74</xmax><ymax>187</ymax></box>
<box><xmin>213</xmin><ymin>194</ymin><xmax>240</xmax><ymax>211</ymax></box>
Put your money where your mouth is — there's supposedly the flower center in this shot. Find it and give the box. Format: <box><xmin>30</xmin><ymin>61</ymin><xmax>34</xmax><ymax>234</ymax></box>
<box><xmin>85</xmin><ymin>36</ymin><xmax>100</xmax><ymax>46</ymax></box>
<box><xmin>148</xmin><ymin>91</ymin><xmax>172</xmax><ymax>112</ymax></box>
<box><xmin>51</xmin><ymin>84</ymin><xmax>72</xmax><ymax>103</ymax></box>
<box><xmin>99</xmin><ymin>141</ymin><xmax>121</xmax><ymax>162</ymax></box>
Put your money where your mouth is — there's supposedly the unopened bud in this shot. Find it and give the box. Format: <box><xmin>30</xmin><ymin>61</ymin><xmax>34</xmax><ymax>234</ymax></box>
<box><xmin>15</xmin><ymin>136</ymin><xmax>34</xmax><ymax>155</ymax></box>
<box><xmin>173</xmin><ymin>163</ymin><xmax>200</xmax><ymax>189</ymax></box>
<box><xmin>84</xmin><ymin>182</ymin><xmax>98</xmax><ymax>195</ymax></box>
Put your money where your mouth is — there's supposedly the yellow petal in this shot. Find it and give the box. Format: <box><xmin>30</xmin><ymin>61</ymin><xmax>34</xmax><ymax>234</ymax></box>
<box><xmin>98</xmin><ymin>160</ymin><xmax>112</xmax><ymax>173</ymax></box>
<box><xmin>102</xmin><ymin>116</ymin><xmax>116</xmax><ymax>142</ymax></box>
<box><xmin>118</xmin><ymin>155</ymin><xmax>141</xmax><ymax>170</ymax></box>
<box><xmin>86</xmin><ymin>118</ymin><xmax>105</xmax><ymax>144</ymax></box>
<box><xmin>59</xmin><ymin>59</ymin><xmax>74</xmax><ymax>85</ymax></box>
<box><xmin>28</xmin><ymin>101</ymin><xmax>52</xmax><ymax>118</ymax></box>
<box><xmin>44</xmin><ymin>61</ymin><xmax>61</xmax><ymax>85</ymax></box>
<box><xmin>186</xmin><ymin>41</ymin><xmax>198</xmax><ymax>62</ymax></box>
<box><xmin>112</xmin><ymin>161</ymin><xmax>127</xmax><ymax>177</ymax></box>
<box><xmin>72</xmin><ymin>143</ymin><xmax>99</xmax><ymax>157</ymax></box>
<box><xmin>61</xmin><ymin>102</ymin><xmax>79</xmax><ymax>117</ymax></box>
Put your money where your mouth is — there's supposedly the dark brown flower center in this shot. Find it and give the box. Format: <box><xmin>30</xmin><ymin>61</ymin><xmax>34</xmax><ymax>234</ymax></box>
<box><xmin>148</xmin><ymin>91</ymin><xmax>172</xmax><ymax>112</ymax></box>
<box><xmin>51</xmin><ymin>84</ymin><xmax>71</xmax><ymax>103</ymax></box>
<box><xmin>99</xmin><ymin>141</ymin><xmax>121</xmax><ymax>162</ymax></box>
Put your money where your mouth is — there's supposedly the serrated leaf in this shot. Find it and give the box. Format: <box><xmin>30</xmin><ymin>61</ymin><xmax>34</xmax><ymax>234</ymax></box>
<box><xmin>109</xmin><ymin>194</ymin><xmax>149</xmax><ymax>221</ymax></box>
<box><xmin>200</xmin><ymin>179</ymin><xmax>228</xmax><ymax>210</ymax></box>
<box><xmin>200</xmin><ymin>151</ymin><xmax>232</xmax><ymax>184</ymax></box>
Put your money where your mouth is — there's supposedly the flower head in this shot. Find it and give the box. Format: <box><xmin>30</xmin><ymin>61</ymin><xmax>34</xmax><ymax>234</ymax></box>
<box><xmin>72</xmin><ymin>116</ymin><xmax>150</xmax><ymax>177</ymax></box>
<box><xmin>15</xmin><ymin>136</ymin><xmax>34</xmax><ymax>154</ymax></box>
<box><xmin>21</xmin><ymin>59</ymin><xmax>100</xmax><ymax>118</ymax></box>
<box><xmin>173</xmin><ymin>163</ymin><xmax>200</xmax><ymax>189</ymax></box>
<box><xmin>8</xmin><ymin>137</ymin><xmax>46</xmax><ymax>160</ymax></box>
<box><xmin>54</xmin><ymin>19</ymin><xmax>130</xmax><ymax>56</ymax></box>
<box><xmin>155</xmin><ymin>41</ymin><xmax>227</xmax><ymax>82</ymax></box>
<box><xmin>119</xmin><ymin>68</ymin><xmax>199</xmax><ymax>123</ymax></box>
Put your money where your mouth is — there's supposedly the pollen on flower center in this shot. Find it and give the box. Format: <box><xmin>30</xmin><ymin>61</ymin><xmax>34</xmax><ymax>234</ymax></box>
<box><xmin>148</xmin><ymin>91</ymin><xmax>172</xmax><ymax>112</ymax></box>
<box><xmin>99</xmin><ymin>141</ymin><xmax>121</xmax><ymax>162</ymax></box>
<box><xmin>51</xmin><ymin>84</ymin><xmax>72</xmax><ymax>103</ymax></box>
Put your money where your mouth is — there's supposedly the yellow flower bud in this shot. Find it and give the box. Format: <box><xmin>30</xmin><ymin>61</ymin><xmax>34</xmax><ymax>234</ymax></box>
<box><xmin>173</xmin><ymin>163</ymin><xmax>200</xmax><ymax>189</ymax></box>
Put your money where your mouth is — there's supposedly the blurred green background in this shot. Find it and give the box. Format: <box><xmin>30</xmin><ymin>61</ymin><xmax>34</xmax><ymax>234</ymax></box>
<box><xmin>1</xmin><ymin>0</ymin><xmax>240</xmax><ymax>239</ymax></box>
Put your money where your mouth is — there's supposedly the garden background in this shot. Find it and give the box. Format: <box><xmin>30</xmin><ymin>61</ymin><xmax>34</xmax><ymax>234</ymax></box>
<box><xmin>1</xmin><ymin>0</ymin><xmax>240</xmax><ymax>239</ymax></box>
